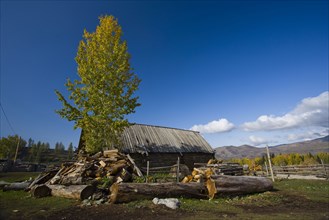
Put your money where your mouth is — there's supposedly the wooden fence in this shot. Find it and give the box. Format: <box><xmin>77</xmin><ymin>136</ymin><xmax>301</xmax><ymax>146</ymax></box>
<box><xmin>272</xmin><ymin>164</ymin><xmax>329</xmax><ymax>179</ymax></box>
<box><xmin>140</xmin><ymin>157</ymin><xmax>182</xmax><ymax>183</ymax></box>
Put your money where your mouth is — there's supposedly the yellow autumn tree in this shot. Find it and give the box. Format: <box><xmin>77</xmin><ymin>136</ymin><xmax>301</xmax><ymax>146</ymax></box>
<box><xmin>55</xmin><ymin>15</ymin><xmax>141</xmax><ymax>153</ymax></box>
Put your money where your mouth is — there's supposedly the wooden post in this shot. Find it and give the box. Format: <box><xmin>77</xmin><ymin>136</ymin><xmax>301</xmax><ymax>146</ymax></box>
<box><xmin>266</xmin><ymin>145</ymin><xmax>275</xmax><ymax>182</ymax></box>
<box><xmin>176</xmin><ymin>157</ymin><xmax>180</xmax><ymax>183</ymax></box>
<box><xmin>264</xmin><ymin>161</ymin><xmax>269</xmax><ymax>176</ymax></box>
<box><xmin>320</xmin><ymin>159</ymin><xmax>328</xmax><ymax>179</ymax></box>
<box><xmin>13</xmin><ymin>136</ymin><xmax>21</xmax><ymax>164</ymax></box>
<box><xmin>146</xmin><ymin>161</ymin><xmax>150</xmax><ymax>183</ymax></box>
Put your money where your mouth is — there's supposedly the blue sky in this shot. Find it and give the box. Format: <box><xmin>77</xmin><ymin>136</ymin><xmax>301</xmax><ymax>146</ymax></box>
<box><xmin>1</xmin><ymin>1</ymin><xmax>328</xmax><ymax>149</ymax></box>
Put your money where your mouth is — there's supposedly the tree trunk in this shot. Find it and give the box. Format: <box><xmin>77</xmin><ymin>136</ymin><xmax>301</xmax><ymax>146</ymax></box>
<box><xmin>110</xmin><ymin>176</ymin><xmax>273</xmax><ymax>203</ymax></box>
<box><xmin>110</xmin><ymin>182</ymin><xmax>207</xmax><ymax>203</ymax></box>
<box><xmin>30</xmin><ymin>184</ymin><xmax>51</xmax><ymax>198</ymax></box>
<box><xmin>3</xmin><ymin>181</ymin><xmax>31</xmax><ymax>191</ymax></box>
<box><xmin>0</xmin><ymin>180</ymin><xmax>10</xmax><ymax>189</ymax></box>
<box><xmin>47</xmin><ymin>184</ymin><xmax>95</xmax><ymax>200</ymax></box>
<box><xmin>212</xmin><ymin>175</ymin><xmax>273</xmax><ymax>195</ymax></box>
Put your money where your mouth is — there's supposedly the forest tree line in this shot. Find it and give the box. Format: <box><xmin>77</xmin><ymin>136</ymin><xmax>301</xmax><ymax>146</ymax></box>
<box><xmin>229</xmin><ymin>152</ymin><xmax>329</xmax><ymax>170</ymax></box>
<box><xmin>0</xmin><ymin>135</ymin><xmax>75</xmax><ymax>163</ymax></box>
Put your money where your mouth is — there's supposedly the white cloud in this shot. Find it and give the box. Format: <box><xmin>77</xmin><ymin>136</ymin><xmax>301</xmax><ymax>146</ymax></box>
<box><xmin>242</xmin><ymin>91</ymin><xmax>329</xmax><ymax>131</ymax></box>
<box><xmin>190</xmin><ymin>118</ymin><xmax>235</xmax><ymax>134</ymax></box>
<box><xmin>287</xmin><ymin>129</ymin><xmax>329</xmax><ymax>142</ymax></box>
<box><xmin>248</xmin><ymin>135</ymin><xmax>271</xmax><ymax>146</ymax></box>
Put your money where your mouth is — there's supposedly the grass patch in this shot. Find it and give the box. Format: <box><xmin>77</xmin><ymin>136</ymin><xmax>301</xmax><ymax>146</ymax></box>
<box><xmin>0</xmin><ymin>172</ymin><xmax>40</xmax><ymax>183</ymax></box>
<box><xmin>274</xmin><ymin>179</ymin><xmax>329</xmax><ymax>202</ymax></box>
<box><xmin>0</xmin><ymin>190</ymin><xmax>77</xmax><ymax>219</ymax></box>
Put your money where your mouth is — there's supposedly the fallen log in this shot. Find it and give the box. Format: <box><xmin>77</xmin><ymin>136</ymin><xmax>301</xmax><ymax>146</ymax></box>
<box><xmin>47</xmin><ymin>184</ymin><xmax>95</xmax><ymax>200</ymax></box>
<box><xmin>0</xmin><ymin>180</ymin><xmax>10</xmax><ymax>189</ymax></box>
<box><xmin>30</xmin><ymin>184</ymin><xmax>51</xmax><ymax>198</ymax></box>
<box><xmin>110</xmin><ymin>182</ymin><xmax>208</xmax><ymax>203</ymax></box>
<box><xmin>212</xmin><ymin>175</ymin><xmax>273</xmax><ymax>195</ymax></box>
<box><xmin>3</xmin><ymin>181</ymin><xmax>31</xmax><ymax>191</ymax></box>
<box><xmin>110</xmin><ymin>176</ymin><xmax>273</xmax><ymax>203</ymax></box>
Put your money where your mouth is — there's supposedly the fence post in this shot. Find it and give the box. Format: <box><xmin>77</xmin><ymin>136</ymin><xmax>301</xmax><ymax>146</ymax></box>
<box><xmin>13</xmin><ymin>136</ymin><xmax>21</xmax><ymax>164</ymax></box>
<box><xmin>176</xmin><ymin>157</ymin><xmax>180</xmax><ymax>183</ymax></box>
<box><xmin>146</xmin><ymin>161</ymin><xmax>150</xmax><ymax>183</ymax></box>
<box><xmin>264</xmin><ymin>161</ymin><xmax>269</xmax><ymax>176</ymax></box>
<box><xmin>321</xmin><ymin>159</ymin><xmax>328</xmax><ymax>179</ymax></box>
<box><xmin>266</xmin><ymin>145</ymin><xmax>275</xmax><ymax>182</ymax></box>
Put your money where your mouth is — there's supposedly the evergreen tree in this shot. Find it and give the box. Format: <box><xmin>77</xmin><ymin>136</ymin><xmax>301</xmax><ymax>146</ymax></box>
<box><xmin>55</xmin><ymin>142</ymin><xmax>65</xmax><ymax>155</ymax></box>
<box><xmin>67</xmin><ymin>142</ymin><xmax>74</xmax><ymax>160</ymax></box>
<box><xmin>35</xmin><ymin>141</ymin><xmax>42</xmax><ymax>163</ymax></box>
<box><xmin>27</xmin><ymin>138</ymin><xmax>34</xmax><ymax>148</ymax></box>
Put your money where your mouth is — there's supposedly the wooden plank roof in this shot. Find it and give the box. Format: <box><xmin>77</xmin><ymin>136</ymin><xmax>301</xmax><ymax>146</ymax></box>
<box><xmin>120</xmin><ymin>124</ymin><xmax>214</xmax><ymax>154</ymax></box>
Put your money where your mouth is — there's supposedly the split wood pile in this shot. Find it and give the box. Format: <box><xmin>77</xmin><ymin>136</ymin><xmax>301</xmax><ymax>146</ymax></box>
<box><xmin>36</xmin><ymin>150</ymin><xmax>139</xmax><ymax>184</ymax></box>
<box><xmin>26</xmin><ymin>150</ymin><xmax>142</xmax><ymax>200</ymax></box>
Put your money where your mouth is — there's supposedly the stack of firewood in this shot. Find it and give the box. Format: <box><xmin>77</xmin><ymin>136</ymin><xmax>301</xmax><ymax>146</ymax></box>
<box><xmin>48</xmin><ymin>149</ymin><xmax>137</xmax><ymax>185</ymax></box>
<box><xmin>27</xmin><ymin>150</ymin><xmax>143</xmax><ymax>200</ymax></box>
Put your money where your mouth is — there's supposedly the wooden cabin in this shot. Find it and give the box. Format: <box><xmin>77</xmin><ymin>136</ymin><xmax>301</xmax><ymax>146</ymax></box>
<box><xmin>79</xmin><ymin>124</ymin><xmax>214</xmax><ymax>170</ymax></box>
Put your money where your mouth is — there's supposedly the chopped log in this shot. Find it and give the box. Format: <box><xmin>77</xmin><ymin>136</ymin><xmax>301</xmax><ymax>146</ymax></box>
<box><xmin>116</xmin><ymin>168</ymin><xmax>132</xmax><ymax>183</ymax></box>
<box><xmin>109</xmin><ymin>163</ymin><xmax>127</xmax><ymax>175</ymax></box>
<box><xmin>28</xmin><ymin>169</ymin><xmax>59</xmax><ymax>190</ymax></box>
<box><xmin>47</xmin><ymin>184</ymin><xmax>95</xmax><ymax>200</ymax></box>
<box><xmin>110</xmin><ymin>182</ymin><xmax>207</xmax><ymax>203</ymax></box>
<box><xmin>30</xmin><ymin>184</ymin><xmax>51</xmax><ymax>198</ymax></box>
<box><xmin>49</xmin><ymin>167</ymin><xmax>65</xmax><ymax>185</ymax></box>
<box><xmin>211</xmin><ymin>175</ymin><xmax>273</xmax><ymax>195</ymax></box>
<box><xmin>99</xmin><ymin>160</ymin><xmax>106</xmax><ymax>167</ymax></box>
<box><xmin>60</xmin><ymin>176</ymin><xmax>84</xmax><ymax>185</ymax></box>
<box><xmin>91</xmin><ymin>151</ymin><xmax>103</xmax><ymax>159</ymax></box>
<box><xmin>103</xmin><ymin>149</ymin><xmax>119</xmax><ymax>158</ymax></box>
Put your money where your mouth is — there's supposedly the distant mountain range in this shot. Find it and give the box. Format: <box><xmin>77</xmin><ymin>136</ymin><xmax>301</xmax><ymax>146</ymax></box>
<box><xmin>215</xmin><ymin>135</ymin><xmax>329</xmax><ymax>159</ymax></box>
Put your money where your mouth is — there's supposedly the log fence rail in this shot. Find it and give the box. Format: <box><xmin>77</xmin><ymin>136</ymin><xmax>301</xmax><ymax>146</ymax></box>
<box><xmin>272</xmin><ymin>164</ymin><xmax>329</xmax><ymax>178</ymax></box>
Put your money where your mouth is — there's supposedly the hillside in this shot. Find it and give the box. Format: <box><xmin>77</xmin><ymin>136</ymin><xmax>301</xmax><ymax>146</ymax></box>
<box><xmin>215</xmin><ymin>135</ymin><xmax>329</xmax><ymax>159</ymax></box>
